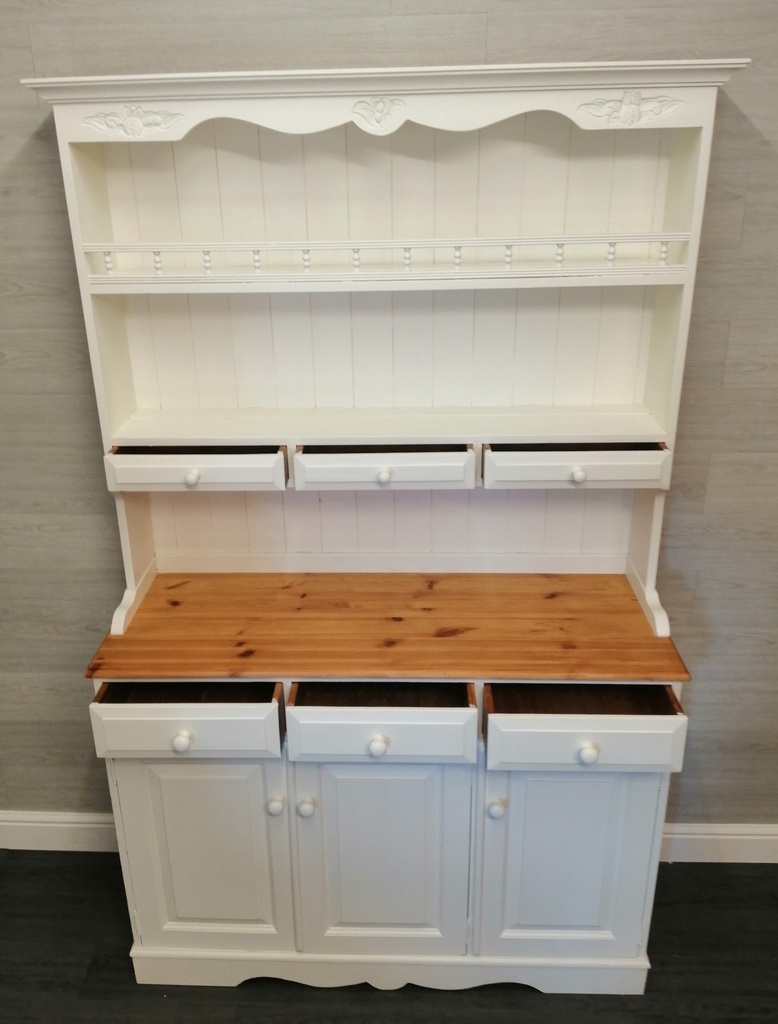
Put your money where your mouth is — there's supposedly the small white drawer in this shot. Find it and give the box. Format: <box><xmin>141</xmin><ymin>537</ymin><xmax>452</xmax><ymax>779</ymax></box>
<box><xmin>90</xmin><ymin>681</ymin><xmax>283</xmax><ymax>759</ymax></box>
<box><xmin>293</xmin><ymin>445</ymin><xmax>476</xmax><ymax>490</ymax></box>
<box><xmin>105</xmin><ymin>446</ymin><xmax>287</xmax><ymax>492</ymax></box>
<box><xmin>286</xmin><ymin>682</ymin><xmax>478</xmax><ymax>763</ymax></box>
<box><xmin>482</xmin><ymin>443</ymin><xmax>671</xmax><ymax>489</ymax></box>
<box><xmin>485</xmin><ymin>683</ymin><xmax>686</xmax><ymax>772</ymax></box>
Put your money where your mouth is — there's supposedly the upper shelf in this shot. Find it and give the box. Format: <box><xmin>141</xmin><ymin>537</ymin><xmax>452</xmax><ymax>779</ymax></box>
<box><xmin>24</xmin><ymin>60</ymin><xmax>748</xmax><ymax>140</ymax></box>
<box><xmin>84</xmin><ymin>234</ymin><xmax>689</xmax><ymax>293</ymax></box>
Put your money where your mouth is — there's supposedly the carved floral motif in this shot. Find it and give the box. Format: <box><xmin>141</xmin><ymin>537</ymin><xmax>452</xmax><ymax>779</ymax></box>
<box><xmin>83</xmin><ymin>105</ymin><xmax>184</xmax><ymax>137</ymax></box>
<box><xmin>351</xmin><ymin>97</ymin><xmax>406</xmax><ymax>134</ymax></box>
<box><xmin>578</xmin><ymin>90</ymin><xmax>683</xmax><ymax>127</ymax></box>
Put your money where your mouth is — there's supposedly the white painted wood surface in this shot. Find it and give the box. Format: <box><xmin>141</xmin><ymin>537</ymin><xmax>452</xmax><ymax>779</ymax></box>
<box><xmin>486</xmin><ymin>708</ymin><xmax>687</xmax><ymax>771</ymax></box>
<box><xmin>90</xmin><ymin>693</ymin><xmax>283</xmax><ymax>759</ymax></box>
<box><xmin>476</xmin><ymin>770</ymin><xmax>668</xmax><ymax>958</ymax></box>
<box><xmin>25</xmin><ymin>61</ymin><xmax>742</xmax><ymax>636</ymax></box>
<box><xmin>108</xmin><ymin>757</ymin><xmax>295</xmax><ymax>952</ymax></box>
<box><xmin>286</xmin><ymin>702</ymin><xmax>478</xmax><ymax>764</ymax></box>
<box><xmin>105</xmin><ymin>448</ymin><xmax>286</xmax><ymax>492</ymax></box>
<box><xmin>290</xmin><ymin>760</ymin><xmax>474</xmax><ymax>956</ymax></box>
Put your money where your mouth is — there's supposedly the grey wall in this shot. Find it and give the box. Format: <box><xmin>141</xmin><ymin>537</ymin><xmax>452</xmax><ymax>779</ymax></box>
<box><xmin>1</xmin><ymin>0</ymin><xmax>775</xmax><ymax>822</ymax></box>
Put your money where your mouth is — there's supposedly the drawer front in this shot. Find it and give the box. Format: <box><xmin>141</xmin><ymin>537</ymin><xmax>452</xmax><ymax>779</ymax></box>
<box><xmin>90</xmin><ymin>682</ymin><xmax>283</xmax><ymax>759</ymax></box>
<box><xmin>293</xmin><ymin>446</ymin><xmax>476</xmax><ymax>490</ymax></box>
<box><xmin>482</xmin><ymin>445</ymin><xmax>671</xmax><ymax>489</ymax></box>
<box><xmin>286</xmin><ymin>706</ymin><xmax>478</xmax><ymax>763</ymax></box>
<box><xmin>485</xmin><ymin>685</ymin><xmax>687</xmax><ymax>772</ymax></box>
<box><xmin>105</xmin><ymin>448</ymin><xmax>286</xmax><ymax>492</ymax></box>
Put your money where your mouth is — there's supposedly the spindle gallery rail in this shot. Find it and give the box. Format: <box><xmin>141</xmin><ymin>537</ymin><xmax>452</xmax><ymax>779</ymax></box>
<box><xmin>83</xmin><ymin>233</ymin><xmax>689</xmax><ymax>289</ymax></box>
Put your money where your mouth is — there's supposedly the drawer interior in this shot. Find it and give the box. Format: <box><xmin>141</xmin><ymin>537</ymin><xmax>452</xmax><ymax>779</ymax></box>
<box><xmin>95</xmin><ymin>680</ymin><xmax>279</xmax><ymax>705</ymax></box>
<box><xmin>110</xmin><ymin>445</ymin><xmax>281</xmax><ymax>456</ymax></box>
<box><xmin>297</xmin><ymin>444</ymin><xmax>470</xmax><ymax>455</ymax></box>
<box><xmin>291</xmin><ymin>680</ymin><xmax>474</xmax><ymax>709</ymax></box>
<box><xmin>486</xmin><ymin>683</ymin><xmax>681</xmax><ymax>717</ymax></box>
<box><xmin>487</xmin><ymin>443</ymin><xmax>666</xmax><ymax>453</ymax></box>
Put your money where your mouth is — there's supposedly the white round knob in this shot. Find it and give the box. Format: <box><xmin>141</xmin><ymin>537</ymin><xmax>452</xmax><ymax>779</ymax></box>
<box><xmin>377</xmin><ymin>468</ymin><xmax>392</xmax><ymax>485</ymax></box>
<box><xmin>578</xmin><ymin>740</ymin><xmax>601</xmax><ymax>765</ymax></box>
<box><xmin>487</xmin><ymin>798</ymin><xmax>507</xmax><ymax>820</ymax></box>
<box><xmin>368</xmin><ymin>734</ymin><xmax>390</xmax><ymax>758</ymax></box>
<box><xmin>172</xmin><ymin>729</ymin><xmax>192</xmax><ymax>753</ymax></box>
<box><xmin>571</xmin><ymin>467</ymin><xmax>587</xmax><ymax>484</ymax></box>
<box><xmin>297</xmin><ymin>798</ymin><xmax>318</xmax><ymax>818</ymax></box>
<box><xmin>185</xmin><ymin>468</ymin><xmax>201</xmax><ymax>487</ymax></box>
<box><xmin>267</xmin><ymin>796</ymin><xmax>285</xmax><ymax>817</ymax></box>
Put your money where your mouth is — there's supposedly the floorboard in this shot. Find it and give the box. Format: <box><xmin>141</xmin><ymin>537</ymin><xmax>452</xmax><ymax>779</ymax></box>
<box><xmin>1</xmin><ymin>851</ymin><xmax>776</xmax><ymax>1023</ymax></box>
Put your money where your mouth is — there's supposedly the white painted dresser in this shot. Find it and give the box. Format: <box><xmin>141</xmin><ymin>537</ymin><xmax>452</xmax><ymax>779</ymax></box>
<box><xmin>26</xmin><ymin>59</ymin><xmax>746</xmax><ymax>993</ymax></box>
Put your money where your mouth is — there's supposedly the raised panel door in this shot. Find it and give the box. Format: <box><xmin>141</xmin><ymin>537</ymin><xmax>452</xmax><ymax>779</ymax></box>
<box><xmin>476</xmin><ymin>769</ymin><xmax>668</xmax><ymax>958</ymax></box>
<box><xmin>111</xmin><ymin>758</ymin><xmax>295</xmax><ymax>952</ymax></box>
<box><xmin>291</xmin><ymin>761</ymin><xmax>473</xmax><ymax>956</ymax></box>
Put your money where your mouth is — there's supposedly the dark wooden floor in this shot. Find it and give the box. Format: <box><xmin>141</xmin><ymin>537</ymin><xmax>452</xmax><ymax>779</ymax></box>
<box><xmin>1</xmin><ymin>851</ymin><xmax>776</xmax><ymax>1023</ymax></box>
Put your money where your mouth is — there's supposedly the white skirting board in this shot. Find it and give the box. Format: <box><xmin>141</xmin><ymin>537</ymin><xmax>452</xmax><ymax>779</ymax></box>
<box><xmin>660</xmin><ymin>823</ymin><xmax>778</xmax><ymax>863</ymax></box>
<box><xmin>0</xmin><ymin>811</ymin><xmax>119</xmax><ymax>852</ymax></box>
<box><xmin>1</xmin><ymin>811</ymin><xmax>777</xmax><ymax>862</ymax></box>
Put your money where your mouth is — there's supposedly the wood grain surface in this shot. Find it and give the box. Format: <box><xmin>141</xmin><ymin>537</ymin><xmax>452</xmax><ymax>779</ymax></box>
<box><xmin>87</xmin><ymin>572</ymin><xmax>689</xmax><ymax>682</ymax></box>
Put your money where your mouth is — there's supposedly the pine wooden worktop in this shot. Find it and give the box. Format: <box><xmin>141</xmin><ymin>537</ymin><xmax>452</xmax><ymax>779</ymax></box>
<box><xmin>86</xmin><ymin>573</ymin><xmax>689</xmax><ymax>682</ymax></box>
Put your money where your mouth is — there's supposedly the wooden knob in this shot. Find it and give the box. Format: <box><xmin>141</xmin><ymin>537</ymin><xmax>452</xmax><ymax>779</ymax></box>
<box><xmin>267</xmin><ymin>796</ymin><xmax>285</xmax><ymax>816</ymax></box>
<box><xmin>297</xmin><ymin>798</ymin><xmax>318</xmax><ymax>818</ymax></box>
<box><xmin>368</xmin><ymin>734</ymin><xmax>390</xmax><ymax>757</ymax></box>
<box><xmin>487</xmin><ymin>798</ymin><xmax>507</xmax><ymax>820</ymax></box>
<box><xmin>185</xmin><ymin>468</ymin><xmax>201</xmax><ymax>487</ymax></box>
<box><xmin>571</xmin><ymin>467</ymin><xmax>587</xmax><ymax>484</ymax></box>
<box><xmin>377</xmin><ymin>468</ymin><xmax>392</xmax><ymax>485</ymax></box>
<box><xmin>578</xmin><ymin>740</ymin><xmax>601</xmax><ymax>765</ymax></box>
<box><xmin>172</xmin><ymin>729</ymin><xmax>192</xmax><ymax>753</ymax></box>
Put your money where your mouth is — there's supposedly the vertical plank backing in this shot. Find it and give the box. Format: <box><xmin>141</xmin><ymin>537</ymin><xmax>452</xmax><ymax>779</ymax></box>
<box><xmin>149</xmin><ymin>296</ymin><xmax>199</xmax><ymax>410</ymax></box>
<box><xmin>512</xmin><ymin>291</ymin><xmax>560</xmax><ymax>406</ymax></box>
<box><xmin>520</xmin><ymin>112</ymin><xmax>571</xmax><ymax>235</ymax></box>
<box><xmin>230</xmin><ymin>294</ymin><xmax>277</xmax><ymax>409</ymax></box>
<box><xmin>189</xmin><ymin>294</ymin><xmax>238</xmax><ymax>409</ymax></box>
<box><xmin>554</xmin><ymin>290</ymin><xmax>602</xmax><ymax>406</ymax></box>
<box><xmin>270</xmin><ymin>295</ymin><xmax>315</xmax><ymax>409</ymax></box>
<box><xmin>433</xmin><ymin>292</ymin><xmax>475</xmax><ymax>408</ymax></box>
<box><xmin>392</xmin><ymin>293</ymin><xmax>434</xmax><ymax>408</ymax></box>
<box><xmin>311</xmin><ymin>294</ymin><xmax>354</xmax><ymax>408</ymax></box>
<box><xmin>352</xmin><ymin>293</ymin><xmax>394</xmax><ymax>408</ymax></box>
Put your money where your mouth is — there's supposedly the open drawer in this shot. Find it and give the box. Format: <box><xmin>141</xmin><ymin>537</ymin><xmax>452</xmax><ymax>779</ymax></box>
<box><xmin>90</xmin><ymin>680</ymin><xmax>284</xmax><ymax>759</ymax></box>
<box><xmin>484</xmin><ymin>683</ymin><xmax>687</xmax><ymax>772</ymax></box>
<box><xmin>286</xmin><ymin>681</ymin><xmax>478</xmax><ymax>763</ymax></box>
<box><xmin>482</xmin><ymin>443</ymin><xmax>671</xmax><ymax>489</ymax></box>
<box><xmin>293</xmin><ymin>444</ymin><xmax>476</xmax><ymax>490</ymax></box>
<box><xmin>104</xmin><ymin>445</ymin><xmax>287</xmax><ymax>492</ymax></box>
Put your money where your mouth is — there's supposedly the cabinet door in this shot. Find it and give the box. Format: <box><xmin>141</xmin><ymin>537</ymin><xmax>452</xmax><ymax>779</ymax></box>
<box><xmin>292</xmin><ymin>761</ymin><xmax>472</xmax><ymax>955</ymax></box>
<box><xmin>110</xmin><ymin>757</ymin><xmax>295</xmax><ymax>952</ymax></box>
<box><xmin>476</xmin><ymin>768</ymin><xmax>667</xmax><ymax>958</ymax></box>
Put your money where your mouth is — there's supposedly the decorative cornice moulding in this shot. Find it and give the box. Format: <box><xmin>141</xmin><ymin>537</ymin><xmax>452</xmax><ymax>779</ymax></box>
<box><xmin>23</xmin><ymin>60</ymin><xmax>749</xmax><ymax>142</ymax></box>
<box><xmin>83</xmin><ymin>105</ymin><xmax>184</xmax><ymax>136</ymax></box>
<box><xmin>23</xmin><ymin>59</ymin><xmax>749</xmax><ymax>105</ymax></box>
<box><xmin>351</xmin><ymin>97</ymin><xmax>407</xmax><ymax>134</ymax></box>
<box><xmin>578</xmin><ymin>90</ymin><xmax>684</xmax><ymax>127</ymax></box>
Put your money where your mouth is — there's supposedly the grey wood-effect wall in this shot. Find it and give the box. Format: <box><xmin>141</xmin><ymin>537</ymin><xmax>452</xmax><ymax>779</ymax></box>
<box><xmin>0</xmin><ymin>0</ymin><xmax>775</xmax><ymax>824</ymax></box>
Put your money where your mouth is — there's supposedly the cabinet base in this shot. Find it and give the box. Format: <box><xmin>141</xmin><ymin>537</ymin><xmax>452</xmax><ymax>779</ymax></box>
<box><xmin>130</xmin><ymin>946</ymin><xmax>650</xmax><ymax>994</ymax></box>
